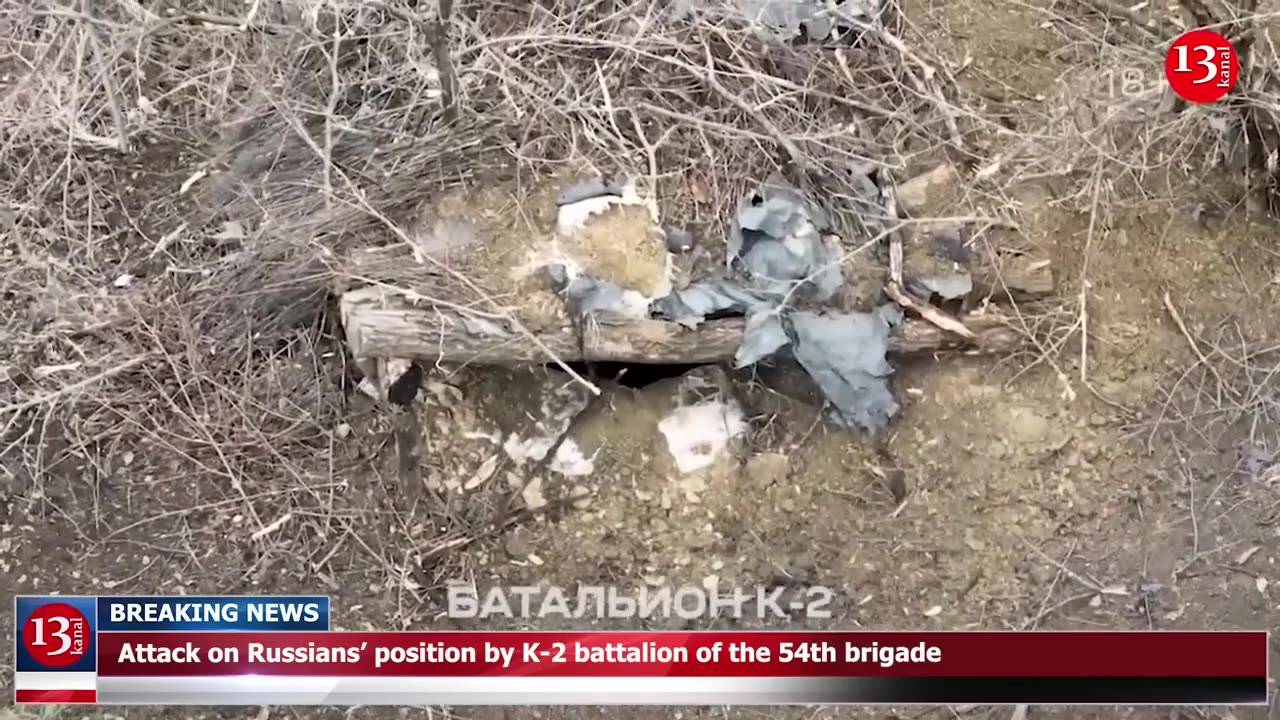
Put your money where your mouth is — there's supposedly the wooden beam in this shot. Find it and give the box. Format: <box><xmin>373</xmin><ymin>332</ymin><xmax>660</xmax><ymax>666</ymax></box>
<box><xmin>340</xmin><ymin>287</ymin><xmax>1032</xmax><ymax>365</ymax></box>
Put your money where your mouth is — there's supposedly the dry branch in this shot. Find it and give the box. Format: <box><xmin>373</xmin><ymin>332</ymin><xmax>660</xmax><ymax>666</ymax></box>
<box><xmin>339</xmin><ymin>287</ymin><xmax>1031</xmax><ymax>365</ymax></box>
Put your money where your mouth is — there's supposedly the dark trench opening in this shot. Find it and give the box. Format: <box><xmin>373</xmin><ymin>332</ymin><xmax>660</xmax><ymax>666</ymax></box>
<box><xmin>547</xmin><ymin>361</ymin><xmax>709</xmax><ymax>389</ymax></box>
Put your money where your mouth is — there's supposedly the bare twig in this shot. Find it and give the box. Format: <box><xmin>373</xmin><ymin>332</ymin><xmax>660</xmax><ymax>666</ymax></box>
<box><xmin>434</xmin><ymin>0</ymin><xmax>458</xmax><ymax>122</ymax></box>
<box><xmin>884</xmin><ymin>283</ymin><xmax>976</xmax><ymax>339</ymax></box>
<box><xmin>81</xmin><ymin>0</ymin><xmax>130</xmax><ymax>152</ymax></box>
<box><xmin>0</xmin><ymin>355</ymin><xmax>152</xmax><ymax>416</ymax></box>
<box><xmin>1163</xmin><ymin>290</ymin><xmax>1241</xmax><ymax>401</ymax></box>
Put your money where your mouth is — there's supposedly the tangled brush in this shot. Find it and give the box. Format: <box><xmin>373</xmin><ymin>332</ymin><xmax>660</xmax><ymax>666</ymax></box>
<box><xmin>0</xmin><ymin>0</ymin><xmax>984</xmax><ymax>539</ymax></box>
<box><xmin>187</xmin><ymin>0</ymin><xmax>978</xmax><ymax>355</ymax></box>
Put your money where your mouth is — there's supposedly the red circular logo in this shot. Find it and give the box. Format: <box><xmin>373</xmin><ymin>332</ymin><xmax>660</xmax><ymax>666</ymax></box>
<box><xmin>22</xmin><ymin>603</ymin><xmax>90</xmax><ymax>668</ymax></box>
<box><xmin>1165</xmin><ymin>29</ymin><xmax>1239</xmax><ymax>103</ymax></box>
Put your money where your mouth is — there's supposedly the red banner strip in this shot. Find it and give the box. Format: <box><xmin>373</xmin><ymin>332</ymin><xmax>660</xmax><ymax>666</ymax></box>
<box><xmin>15</xmin><ymin>689</ymin><xmax>98</xmax><ymax>704</ymax></box>
<box><xmin>94</xmin><ymin>631</ymin><xmax>1267</xmax><ymax>678</ymax></box>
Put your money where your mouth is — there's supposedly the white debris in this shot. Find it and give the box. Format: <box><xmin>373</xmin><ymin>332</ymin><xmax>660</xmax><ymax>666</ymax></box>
<box><xmin>213</xmin><ymin>220</ymin><xmax>247</xmax><ymax>242</ymax></box>
<box><xmin>503</xmin><ymin>433</ymin><xmax>596</xmax><ymax>477</ymax></box>
<box><xmin>33</xmin><ymin>363</ymin><xmax>82</xmax><ymax>378</ymax></box>
<box><xmin>555</xmin><ymin>176</ymin><xmax>650</xmax><ymax>236</ymax></box>
<box><xmin>463</xmin><ymin>455</ymin><xmax>499</xmax><ymax>490</ymax></box>
<box><xmin>178</xmin><ymin>167</ymin><xmax>207</xmax><ymax>194</ymax></box>
<box><xmin>557</xmin><ymin>193</ymin><xmax>629</xmax><ymax>236</ymax></box>
<box><xmin>378</xmin><ymin>357</ymin><xmax>414</xmax><ymax>401</ymax></box>
<box><xmin>464</xmin><ymin>430</ymin><xmax>502</xmax><ymax>444</ymax></box>
<box><xmin>522</xmin><ymin>475</ymin><xmax>548</xmax><ymax>509</ymax></box>
<box><xmin>658</xmin><ymin>400</ymin><xmax>747</xmax><ymax>474</ymax></box>
<box><xmin>463</xmin><ymin>380</ymin><xmax>597</xmax><ymax>477</ymax></box>
<box><xmin>676</xmin><ymin>0</ymin><xmax>885</xmax><ymax>42</ymax></box>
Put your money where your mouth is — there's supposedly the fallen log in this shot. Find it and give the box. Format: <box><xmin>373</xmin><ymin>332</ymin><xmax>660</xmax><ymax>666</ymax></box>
<box><xmin>339</xmin><ymin>286</ymin><xmax>1034</xmax><ymax>365</ymax></box>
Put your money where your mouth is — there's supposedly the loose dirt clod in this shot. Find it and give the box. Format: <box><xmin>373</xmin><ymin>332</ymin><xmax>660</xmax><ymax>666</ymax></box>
<box><xmin>558</xmin><ymin>203</ymin><xmax>669</xmax><ymax>296</ymax></box>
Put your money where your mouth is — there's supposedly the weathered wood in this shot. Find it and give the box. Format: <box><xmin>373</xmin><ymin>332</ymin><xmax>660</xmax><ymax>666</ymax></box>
<box><xmin>970</xmin><ymin>260</ymin><xmax>1054</xmax><ymax>301</ymax></box>
<box><xmin>333</xmin><ymin>167</ymin><xmax>1056</xmax><ymax>366</ymax></box>
<box><xmin>895</xmin><ymin>163</ymin><xmax>958</xmax><ymax>216</ymax></box>
<box><xmin>340</xmin><ymin>287</ymin><xmax>1031</xmax><ymax>365</ymax></box>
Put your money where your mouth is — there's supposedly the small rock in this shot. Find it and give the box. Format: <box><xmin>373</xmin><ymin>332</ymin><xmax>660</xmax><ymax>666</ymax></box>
<box><xmin>745</xmin><ymin>452</ymin><xmax>789</xmax><ymax>484</ymax></box>
<box><xmin>521</xmin><ymin>476</ymin><xmax>548</xmax><ymax>510</ymax></box>
<box><xmin>1029</xmin><ymin>563</ymin><xmax>1055</xmax><ymax>585</ymax></box>
<box><xmin>1008</xmin><ymin>406</ymin><xmax>1050</xmax><ymax>443</ymax></box>
<box><xmin>213</xmin><ymin>220</ymin><xmax>247</xmax><ymax>242</ymax></box>
<box><xmin>679</xmin><ymin>475</ymin><xmax>707</xmax><ymax>502</ymax></box>
<box><xmin>688</xmin><ymin>532</ymin><xmax>715</xmax><ymax>549</ymax></box>
<box><xmin>896</xmin><ymin>164</ymin><xmax>956</xmax><ymax>215</ymax></box>
<box><xmin>503</xmin><ymin>531</ymin><xmax>531</xmax><ymax>558</ymax></box>
<box><xmin>463</xmin><ymin>455</ymin><xmax>499</xmax><ymax>490</ymax></box>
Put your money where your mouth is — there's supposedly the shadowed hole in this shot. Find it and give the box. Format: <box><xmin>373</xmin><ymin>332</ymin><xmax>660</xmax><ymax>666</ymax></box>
<box><xmin>547</xmin><ymin>361</ymin><xmax>709</xmax><ymax>389</ymax></box>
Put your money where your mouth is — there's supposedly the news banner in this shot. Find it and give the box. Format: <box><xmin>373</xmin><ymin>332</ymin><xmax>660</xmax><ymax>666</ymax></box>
<box><xmin>14</xmin><ymin>595</ymin><xmax>1268</xmax><ymax>706</ymax></box>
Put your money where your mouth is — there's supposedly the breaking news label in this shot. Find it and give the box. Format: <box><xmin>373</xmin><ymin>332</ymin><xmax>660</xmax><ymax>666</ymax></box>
<box><xmin>13</xmin><ymin>595</ymin><xmax>1269</xmax><ymax>706</ymax></box>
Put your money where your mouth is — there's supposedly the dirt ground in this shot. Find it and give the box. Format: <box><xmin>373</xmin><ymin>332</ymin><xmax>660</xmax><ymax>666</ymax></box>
<box><xmin>3</xmin><ymin>0</ymin><xmax>1280</xmax><ymax>719</ymax></box>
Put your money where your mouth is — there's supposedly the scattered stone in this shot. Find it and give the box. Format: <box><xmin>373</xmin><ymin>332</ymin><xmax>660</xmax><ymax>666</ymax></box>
<box><xmin>521</xmin><ymin>475</ymin><xmax>548</xmax><ymax>510</ymax></box>
<box><xmin>463</xmin><ymin>455</ymin><xmax>499</xmax><ymax>490</ymax></box>
<box><xmin>745</xmin><ymin>452</ymin><xmax>789</xmax><ymax>484</ymax></box>
<box><xmin>503</xmin><ymin>530</ymin><xmax>531</xmax><ymax>559</ymax></box>
<box><xmin>1007</xmin><ymin>406</ymin><xmax>1050</xmax><ymax>444</ymax></box>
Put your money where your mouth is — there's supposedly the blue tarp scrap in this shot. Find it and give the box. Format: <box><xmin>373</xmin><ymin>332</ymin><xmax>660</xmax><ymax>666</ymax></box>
<box><xmin>651</xmin><ymin>279</ymin><xmax>778</xmax><ymax>328</ymax></box>
<box><xmin>547</xmin><ymin>174</ymin><xmax>910</xmax><ymax>433</ymax></box>
<box><xmin>727</xmin><ymin>174</ymin><xmax>844</xmax><ymax>303</ymax></box>
<box><xmin>669</xmin><ymin>177</ymin><xmax>903</xmax><ymax>432</ymax></box>
<box><xmin>723</xmin><ymin>303</ymin><xmax>903</xmax><ymax>432</ymax></box>
<box><xmin>781</xmin><ymin>306</ymin><xmax>903</xmax><ymax>431</ymax></box>
<box><xmin>545</xmin><ymin>264</ymin><xmax>640</xmax><ymax>322</ymax></box>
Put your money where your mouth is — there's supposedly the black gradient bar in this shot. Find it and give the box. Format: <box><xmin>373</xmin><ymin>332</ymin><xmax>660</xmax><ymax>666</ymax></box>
<box><xmin>91</xmin><ymin>676</ymin><xmax>1270</xmax><ymax>706</ymax></box>
<box><xmin>814</xmin><ymin>677</ymin><xmax>1267</xmax><ymax>705</ymax></box>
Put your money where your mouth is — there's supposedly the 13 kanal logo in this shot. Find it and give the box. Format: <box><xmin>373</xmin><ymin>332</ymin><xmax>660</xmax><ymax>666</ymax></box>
<box><xmin>1165</xmin><ymin>29</ymin><xmax>1239</xmax><ymax>103</ymax></box>
<box><xmin>22</xmin><ymin>602</ymin><xmax>90</xmax><ymax>668</ymax></box>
